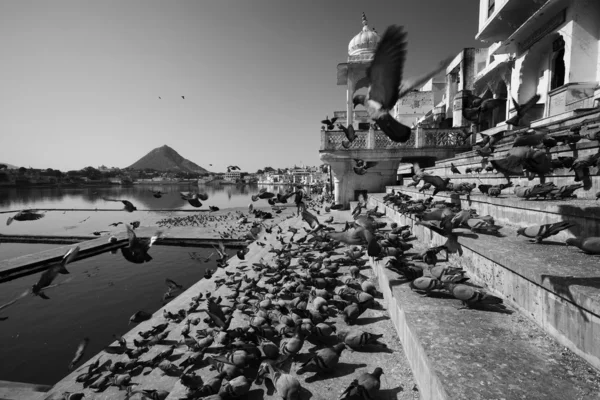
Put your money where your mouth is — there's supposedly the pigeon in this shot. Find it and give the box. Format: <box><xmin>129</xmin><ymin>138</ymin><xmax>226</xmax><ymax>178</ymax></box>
<box><xmin>321</xmin><ymin>116</ymin><xmax>338</xmax><ymax>130</ymax></box>
<box><xmin>31</xmin><ymin>246</ymin><xmax>80</xmax><ymax>299</ymax></box>
<box><xmin>255</xmin><ymin>361</ymin><xmax>301</xmax><ymax>400</ymax></box>
<box><xmin>298</xmin><ymin>343</ymin><xmax>345</xmax><ymax>373</ymax></box>
<box><xmin>353</xmin><ymin>25</ymin><xmax>451</xmax><ymax>143</ymax></box>
<box><xmin>450</xmin><ymin>163</ymin><xmax>460</xmax><ymax>174</ymax></box>
<box><xmin>514</xmin><ymin>182</ymin><xmax>556</xmax><ymax>200</ymax></box>
<box><xmin>420</xmin><ymin>175</ymin><xmax>451</xmax><ymax>196</ymax></box>
<box><xmin>444</xmin><ymin>282</ymin><xmax>503</xmax><ymax>307</ymax></box>
<box><xmin>516</xmin><ymin>221</ymin><xmax>576</xmax><ymax>243</ymax></box>
<box><xmin>102</xmin><ymin>198</ymin><xmax>137</xmax><ymax>212</ymax></box>
<box><xmin>506</xmin><ymin>94</ymin><xmax>541</xmax><ymax>127</ymax></box>
<box><xmin>547</xmin><ymin>183</ymin><xmax>584</xmax><ymax>199</ymax></box>
<box><xmin>463</xmin><ymin>98</ymin><xmax>507</xmax><ymax>126</ymax></box>
<box><xmin>68</xmin><ymin>338</ymin><xmax>90</xmax><ymax>371</ymax></box>
<box><xmin>181</xmin><ymin>191</ymin><xmax>209</xmax><ymax>207</ymax></box>
<box><xmin>129</xmin><ymin>311</ymin><xmax>152</xmax><ymax>324</ymax></box>
<box><xmin>6</xmin><ymin>210</ymin><xmax>45</xmax><ymax>226</ymax></box>
<box><xmin>181</xmin><ymin>96</ymin><xmax>185</xmax><ymax>99</ymax></box>
<box><xmin>338</xmin><ymin>123</ymin><xmax>357</xmax><ymax>146</ymax></box>
<box><xmin>227</xmin><ymin>166</ymin><xmax>241</xmax><ymax>172</ymax></box>
<box><xmin>418</xmin><ymin>183</ymin><xmax>432</xmax><ymax>193</ymax></box>
<box><xmin>569</xmin><ymin>151</ymin><xmax>600</xmax><ymax>190</ymax></box>
<box><xmin>339</xmin><ymin>368</ymin><xmax>383</xmax><ymax>400</ymax></box>
<box><xmin>566</xmin><ymin>236</ymin><xmax>600</xmax><ymax>254</ymax></box>
<box><xmin>149</xmin><ymin>190</ymin><xmax>163</xmax><ymax>198</ymax></box>
<box><xmin>353</xmin><ymin>159</ymin><xmax>378</xmax><ymax>175</ymax></box>
<box><xmin>120</xmin><ymin>225</ymin><xmax>162</xmax><ymax>264</ymax></box>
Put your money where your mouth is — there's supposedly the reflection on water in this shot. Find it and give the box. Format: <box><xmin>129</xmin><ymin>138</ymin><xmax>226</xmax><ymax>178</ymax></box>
<box><xmin>0</xmin><ymin>183</ymin><xmax>295</xmax><ymax>211</ymax></box>
<box><xmin>0</xmin><ymin>245</ymin><xmax>214</xmax><ymax>385</ymax></box>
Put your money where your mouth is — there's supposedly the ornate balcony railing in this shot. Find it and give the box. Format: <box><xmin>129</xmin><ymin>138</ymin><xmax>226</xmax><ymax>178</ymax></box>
<box><xmin>423</xmin><ymin>129</ymin><xmax>471</xmax><ymax>147</ymax></box>
<box><xmin>320</xmin><ymin>127</ymin><xmax>472</xmax><ymax>151</ymax></box>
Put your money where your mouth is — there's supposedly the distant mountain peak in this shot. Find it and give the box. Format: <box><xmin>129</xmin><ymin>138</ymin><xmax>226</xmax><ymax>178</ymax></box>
<box><xmin>128</xmin><ymin>145</ymin><xmax>209</xmax><ymax>173</ymax></box>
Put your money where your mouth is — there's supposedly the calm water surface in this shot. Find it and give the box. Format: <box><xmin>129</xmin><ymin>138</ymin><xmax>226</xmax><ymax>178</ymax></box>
<box><xmin>0</xmin><ymin>246</ymin><xmax>215</xmax><ymax>385</ymax></box>
<box><xmin>0</xmin><ymin>183</ymin><xmax>297</xmax><ymax>385</ymax></box>
<box><xmin>0</xmin><ymin>183</ymin><xmax>295</xmax><ymax>236</ymax></box>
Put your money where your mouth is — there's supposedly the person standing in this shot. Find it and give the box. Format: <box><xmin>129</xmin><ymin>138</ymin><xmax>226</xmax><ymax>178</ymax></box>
<box><xmin>294</xmin><ymin>185</ymin><xmax>305</xmax><ymax>216</ymax></box>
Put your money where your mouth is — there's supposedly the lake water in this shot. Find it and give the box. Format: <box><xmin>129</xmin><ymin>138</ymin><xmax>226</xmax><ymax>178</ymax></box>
<box><xmin>0</xmin><ymin>183</ymin><xmax>300</xmax><ymax>385</ymax></box>
<box><xmin>0</xmin><ymin>245</ymin><xmax>214</xmax><ymax>385</ymax></box>
<box><xmin>0</xmin><ymin>183</ymin><xmax>299</xmax><ymax>236</ymax></box>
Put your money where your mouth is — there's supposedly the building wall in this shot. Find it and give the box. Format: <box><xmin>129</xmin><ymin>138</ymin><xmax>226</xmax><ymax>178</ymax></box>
<box><xmin>478</xmin><ymin>0</ymin><xmax>510</xmax><ymax>33</ymax></box>
<box><xmin>395</xmin><ymin>91</ymin><xmax>435</xmax><ymax>127</ymax></box>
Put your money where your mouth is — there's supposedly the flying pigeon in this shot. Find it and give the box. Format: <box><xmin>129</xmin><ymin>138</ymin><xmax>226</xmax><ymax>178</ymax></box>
<box><xmin>353</xmin><ymin>25</ymin><xmax>452</xmax><ymax>143</ymax></box>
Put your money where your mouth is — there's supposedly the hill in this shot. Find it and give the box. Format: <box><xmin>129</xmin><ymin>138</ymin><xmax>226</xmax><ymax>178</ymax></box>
<box><xmin>0</xmin><ymin>163</ymin><xmax>19</xmax><ymax>169</ymax></box>
<box><xmin>127</xmin><ymin>145</ymin><xmax>209</xmax><ymax>173</ymax></box>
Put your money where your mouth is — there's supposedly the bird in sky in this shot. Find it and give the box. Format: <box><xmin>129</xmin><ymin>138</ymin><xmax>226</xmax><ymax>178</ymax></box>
<box><xmin>181</xmin><ymin>96</ymin><xmax>185</xmax><ymax>100</ymax></box>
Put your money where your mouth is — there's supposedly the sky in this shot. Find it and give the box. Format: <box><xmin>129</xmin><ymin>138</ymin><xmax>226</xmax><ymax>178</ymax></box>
<box><xmin>0</xmin><ymin>0</ymin><xmax>480</xmax><ymax>173</ymax></box>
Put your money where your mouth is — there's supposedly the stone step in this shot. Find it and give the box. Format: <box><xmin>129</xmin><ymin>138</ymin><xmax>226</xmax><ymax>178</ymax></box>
<box><xmin>369</xmin><ymin>192</ymin><xmax>600</xmax><ymax>373</ymax></box>
<box><xmin>370</xmin><ymin>248</ymin><xmax>600</xmax><ymax>400</ymax></box>
<box><xmin>430</xmin><ymin>140</ymin><xmax>599</xmax><ymax>169</ymax></box>
<box><xmin>386</xmin><ymin>185</ymin><xmax>600</xmax><ymax>239</ymax></box>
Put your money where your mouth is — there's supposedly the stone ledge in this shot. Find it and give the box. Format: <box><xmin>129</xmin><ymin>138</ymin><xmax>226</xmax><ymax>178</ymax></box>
<box><xmin>386</xmin><ymin>185</ymin><xmax>600</xmax><ymax>236</ymax></box>
<box><xmin>370</xmin><ymin>254</ymin><xmax>600</xmax><ymax>400</ymax></box>
<box><xmin>370</xmin><ymin>193</ymin><xmax>600</xmax><ymax>371</ymax></box>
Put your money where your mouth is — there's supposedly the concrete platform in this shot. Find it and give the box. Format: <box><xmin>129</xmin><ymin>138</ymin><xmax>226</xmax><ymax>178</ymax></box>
<box><xmin>386</xmin><ymin>185</ymin><xmax>600</xmax><ymax>240</ymax></box>
<box><xmin>39</xmin><ymin>209</ymin><xmax>417</xmax><ymax>400</ymax></box>
<box><xmin>370</xmin><ymin>192</ymin><xmax>600</xmax><ymax>372</ymax></box>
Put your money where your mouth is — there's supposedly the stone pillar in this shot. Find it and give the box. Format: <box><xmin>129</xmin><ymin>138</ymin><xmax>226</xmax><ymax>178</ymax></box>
<box><xmin>320</xmin><ymin>129</ymin><xmax>327</xmax><ymax>151</ymax></box>
<box><xmin>453</xmin><ymin>90</ymin><xmax>472</xmax><ymax>127</ymax></box>
<box><xmin>347</xmin><ymin>79</ymin><xmax>355</xmax><ymax>127</ymax></box>
<box><xmin>324</xmin><ymin>157</ymin><xmax>403</xmax><ymax>209</ymax></box>
<box><xmin>415</xmin><ymin>126</ymin><xmax>425</xmax><ymax>148</ymax></box>
<box><xmin>367</xmin><ymin>127</ymin><xmax>376</xmax><ymax>149</ymax></box>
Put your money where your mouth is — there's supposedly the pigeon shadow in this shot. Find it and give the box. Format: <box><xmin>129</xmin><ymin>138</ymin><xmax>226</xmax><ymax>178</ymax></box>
<box><xmin>354</xmin><ymin>315</ymin><xmax>389</xmax><ymax>326</ymax></box>
<box><xmin>388</xmin><ymin>278</ymin><xmax>412</xmax><ymax>288</ymax></box>
<box><xmin>301</xmin><ymin>362</ymin><xmax>368</xmax><ymax>383</ymax></box>
<box><xmin>460</xmin><ymin>302</ymin><xmax>514</xmax><ymax>314</ymax></box>
<box><xmin>380</xmin><ymin>385</ymin><xmax>405</xmax><ymax>398</ymax></box>
<box><xmin>532</xmin><ymin>240</ymin><xmax>566</xmax><ymax>246</ymax></box>
<box><xmin>349</xmin><ymin>344</ymin><xmax>394</xmax><ymax>354</ymax></box>
<box><xmin>246</xmin><ymin>388</ymin><xmax>267</xmax><ymax>400</ymax></box>
<box><xmin>540</xmin><ymin>274</ymin><xmax>600</xmax><ymax>322</ymax></box>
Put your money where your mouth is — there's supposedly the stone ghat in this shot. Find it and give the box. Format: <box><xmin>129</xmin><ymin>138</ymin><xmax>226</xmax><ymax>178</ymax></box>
<box><xmin>369</xmin><ymin>192</ymin><xmax>600</xmax><ymax>372</ymax></box>
<box><xmin>386</xmin><ymin>185</ymin><xmax>600</xmax><ymax>240</ymax></box>
<box><xmin>39</xmin><ymin>209</ymin><xmax>417</xmax><ymax>400</ymax></box>
<box><xmin>369</xmin><ymin>238</ymin><xmax>600</xmax><ymax>400</ymax></box>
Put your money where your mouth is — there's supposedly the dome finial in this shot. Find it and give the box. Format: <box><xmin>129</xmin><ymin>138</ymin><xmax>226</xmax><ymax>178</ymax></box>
<box><xmin>362</xmin><ymin>12</ymin><xmax>368</xmax><ymax>27</ymax></box>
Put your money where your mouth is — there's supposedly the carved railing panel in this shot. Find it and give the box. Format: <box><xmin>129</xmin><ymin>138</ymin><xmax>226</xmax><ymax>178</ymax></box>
<box><xmin>423</xmin><ymin>129</ymin><xmax>470</xmax><ymax>147</ymax></box>
<box><xmin>374</xmin><ymin>131</ymin><xmax>416</xmax><ymax>148</ymax></box>
<box><xmin>323</xmin><ymin>130</ymin><xmax>368</xmax><ymax>151</ymax></box>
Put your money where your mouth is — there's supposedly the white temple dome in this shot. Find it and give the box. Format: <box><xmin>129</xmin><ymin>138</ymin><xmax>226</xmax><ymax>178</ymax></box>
<box><xmin>348</xmin><ymin>13</ymin><xmax>380</xmax><ymax>56</ymax></box>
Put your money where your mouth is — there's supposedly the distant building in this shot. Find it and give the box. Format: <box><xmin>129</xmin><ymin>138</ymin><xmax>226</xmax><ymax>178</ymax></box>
<box><xmin>224</xmin><ymin>171</ymin><xmax>242</xmax><ymax>182</ymax></box>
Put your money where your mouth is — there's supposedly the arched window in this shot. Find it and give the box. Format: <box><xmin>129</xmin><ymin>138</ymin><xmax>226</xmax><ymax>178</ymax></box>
<box><xmin>551</xmin><ymin>37</ymin><xmax>565</xmax><ymax>90</ymax></box>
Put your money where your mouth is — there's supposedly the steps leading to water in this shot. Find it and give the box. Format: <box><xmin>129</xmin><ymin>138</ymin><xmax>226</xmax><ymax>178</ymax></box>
<box><xmin>369</xmin><ymin>191</ymin><xmax>600</xmax><ymax>374</ymax></box>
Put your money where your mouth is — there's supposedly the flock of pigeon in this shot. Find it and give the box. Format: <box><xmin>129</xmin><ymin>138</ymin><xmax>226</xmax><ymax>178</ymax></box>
<box><xmin>22</xmin><ymin>185</ymin><xmax>414</xmax><ymax>400</ymax></box>
<box><xmin>394</xmin><ymin>161</ymin><xmax>600</xmax><ymax>254</ymax></box>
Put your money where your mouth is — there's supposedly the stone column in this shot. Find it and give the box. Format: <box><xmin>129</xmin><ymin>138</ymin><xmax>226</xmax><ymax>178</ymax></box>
<box><xmin>326</xmin><ymin>158</ymin><xmax>403</xmax><ymax>209</ymax></box>
<box><xmin>367</xmin><ymin>127</ymin><xmax>376</xmax><ymax>149</ymax></box>
<box><xmin>320</xmin><ymin>129</ymin><xmax>327</xmax><ymax>150</ymax></box>
<box><xmin>347</xmin><ymin>78</ymin><xmax>355</xmax><ymax>127</ymax></box>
